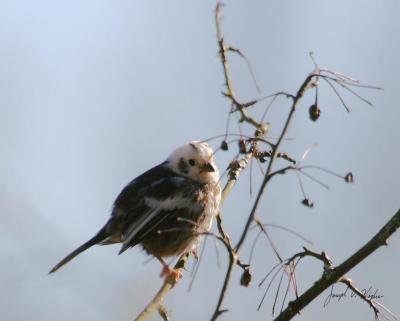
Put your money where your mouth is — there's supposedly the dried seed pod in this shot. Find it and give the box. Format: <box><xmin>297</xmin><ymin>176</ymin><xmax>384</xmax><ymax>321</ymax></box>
<box><xmin>301</xmin><ymin>198</ymin><xmax>314</xmax><ymax>208</ymax></box>
<box><xmin>220</xmin><ymin>140</ymin><xmax>229</xmax><ymax>151</ymax></box>
<box><xmin>258</xmin><ymin>154</ymin><xmax>267</xmax><ymax>163</ymax></box>
<box><xmin>228</xmin><ymin>160</ymin><xmax>241</xmax><ymax>180</ymax></box>
<box><xmin>257</xmin><ymin>150</ymin><xmax>271</xmax><ymax>163</ymax></box>
<box><xmin>238</xmin><ymin>139</ymin><xmax>247</xmax><ymax>154</ymax></box>
<box><xmin>345</xmin><ymin>172</ymin><xmax>354</xmax><ymax>183</ymax></box>
<box><xmin>240</xmin><ymin>268</ymin><xmax>252</xmax><ymax>287</ymax></box>
<box><xmin>277</xmin><ymin>152</ymin><xmax>296</xmax><ymax>165</ymax></box>
<box><xmin>309</xmin><ymin>104</ymin><xmax>321</xmax><ymax>122</ymax></box>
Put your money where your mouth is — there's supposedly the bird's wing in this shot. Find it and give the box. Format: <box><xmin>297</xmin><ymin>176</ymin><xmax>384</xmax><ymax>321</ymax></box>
<box><xmin>112</xmin><ymin>162</ymin><xmax>203</xmax><ymax>254</ymax></box>
<box><xmin>112</xmin><ymin>161</ymin><xmax>174</xmax><ymax>211</ymax></box>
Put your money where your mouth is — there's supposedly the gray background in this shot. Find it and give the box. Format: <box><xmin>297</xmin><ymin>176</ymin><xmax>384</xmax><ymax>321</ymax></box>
<box><xmin>1</xmin><ymin>1</ymin><xmax>399</xmax><ymax>320</ymax></box>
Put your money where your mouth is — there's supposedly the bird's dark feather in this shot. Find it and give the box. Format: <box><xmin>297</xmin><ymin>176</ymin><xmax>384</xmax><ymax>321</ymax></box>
<box><xmin>110</xmin><ymin>161</ymin><xmax>206</xmax><ymax>254</ymax></box>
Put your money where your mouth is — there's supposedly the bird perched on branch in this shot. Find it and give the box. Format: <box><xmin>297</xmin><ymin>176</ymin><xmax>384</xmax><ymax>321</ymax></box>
<box><xmin>49</xmin><ymin>141</ymin><xmax>221</xmax><ymax>280</ymax></box>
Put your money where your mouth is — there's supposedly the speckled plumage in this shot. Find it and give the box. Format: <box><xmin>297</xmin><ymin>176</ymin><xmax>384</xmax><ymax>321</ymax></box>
<box><xmin>49</xmin><ymin>141</ymin><xmax>221</xmax><ymax>274</ymax></box>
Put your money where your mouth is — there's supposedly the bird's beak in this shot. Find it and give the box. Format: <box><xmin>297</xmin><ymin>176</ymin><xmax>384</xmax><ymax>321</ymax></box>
<box><xmin>200</xmin><ymin>162</ymin><xmax>215</xmax><ymax>173</ymax></box>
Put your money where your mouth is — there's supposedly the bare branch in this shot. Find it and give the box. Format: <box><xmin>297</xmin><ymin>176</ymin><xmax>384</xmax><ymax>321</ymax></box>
<box><xmin>339</xmin><ymin>277</ymin><xmax>380</xmax><ymax>318</ymax></box>
<box><xmin>215</xmin><ymin>2</ymin><xmax>267</xmax><ymax>131</ymax></box>
<box><xmin>234</xmin><ymin>73</ymin><xmax>316</xmax><ymax>252</ymax></box>
<box><xmin>274</xmin><ymin>208</ymin><xmax>400</xmax><ymax>321</ymax></box>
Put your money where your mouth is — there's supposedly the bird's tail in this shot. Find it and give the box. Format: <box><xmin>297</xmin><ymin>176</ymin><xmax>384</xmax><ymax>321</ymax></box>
<box><xmin>49</xmin><ymin>227</ymin><xmax>109</xmax><ymax>274</ymax></box>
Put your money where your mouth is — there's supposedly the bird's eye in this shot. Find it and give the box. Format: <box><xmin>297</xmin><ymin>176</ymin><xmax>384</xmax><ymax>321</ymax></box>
<box><xmin>188</xmin><ymin>159</ymin><xmax>196</xmax><ymax>166</ymax></box>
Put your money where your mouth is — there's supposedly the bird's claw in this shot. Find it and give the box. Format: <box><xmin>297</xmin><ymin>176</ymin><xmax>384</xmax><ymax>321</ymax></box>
<box><xmin>160</xmin><ymin>265</ymin><xmax>182</xmax><ymax>282</ymax></box>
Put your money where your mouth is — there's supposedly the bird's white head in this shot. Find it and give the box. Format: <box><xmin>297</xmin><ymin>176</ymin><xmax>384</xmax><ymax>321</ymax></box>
<box><xmin>167</xmin><ymin>141</ymin><xmax>219</xmax><ymax>184</ymax></box>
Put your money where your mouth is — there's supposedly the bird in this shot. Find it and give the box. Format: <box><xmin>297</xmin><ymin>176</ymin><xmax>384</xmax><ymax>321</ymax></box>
<box><xmin>49</xmin><ymin>141</ymin><xmax>221</xmax><ymax>280</ymax></box>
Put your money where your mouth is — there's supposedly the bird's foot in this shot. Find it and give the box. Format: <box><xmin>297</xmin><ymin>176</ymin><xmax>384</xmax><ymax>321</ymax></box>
<box><xmin>160</xmin><ymin>265</ymin><xmax>182</xmax><ymax>282</ymax></box>
<box><xmin>156</xmin><ymin>257</ymin><xmax>183</xmax><ymax>282</ymax></box>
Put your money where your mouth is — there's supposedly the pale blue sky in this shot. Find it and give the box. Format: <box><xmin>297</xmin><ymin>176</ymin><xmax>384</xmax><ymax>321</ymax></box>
<box><xmin>1</xmin><ymin>1</ymin><xmax>399</xmax><ymax>321</ymax></box>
